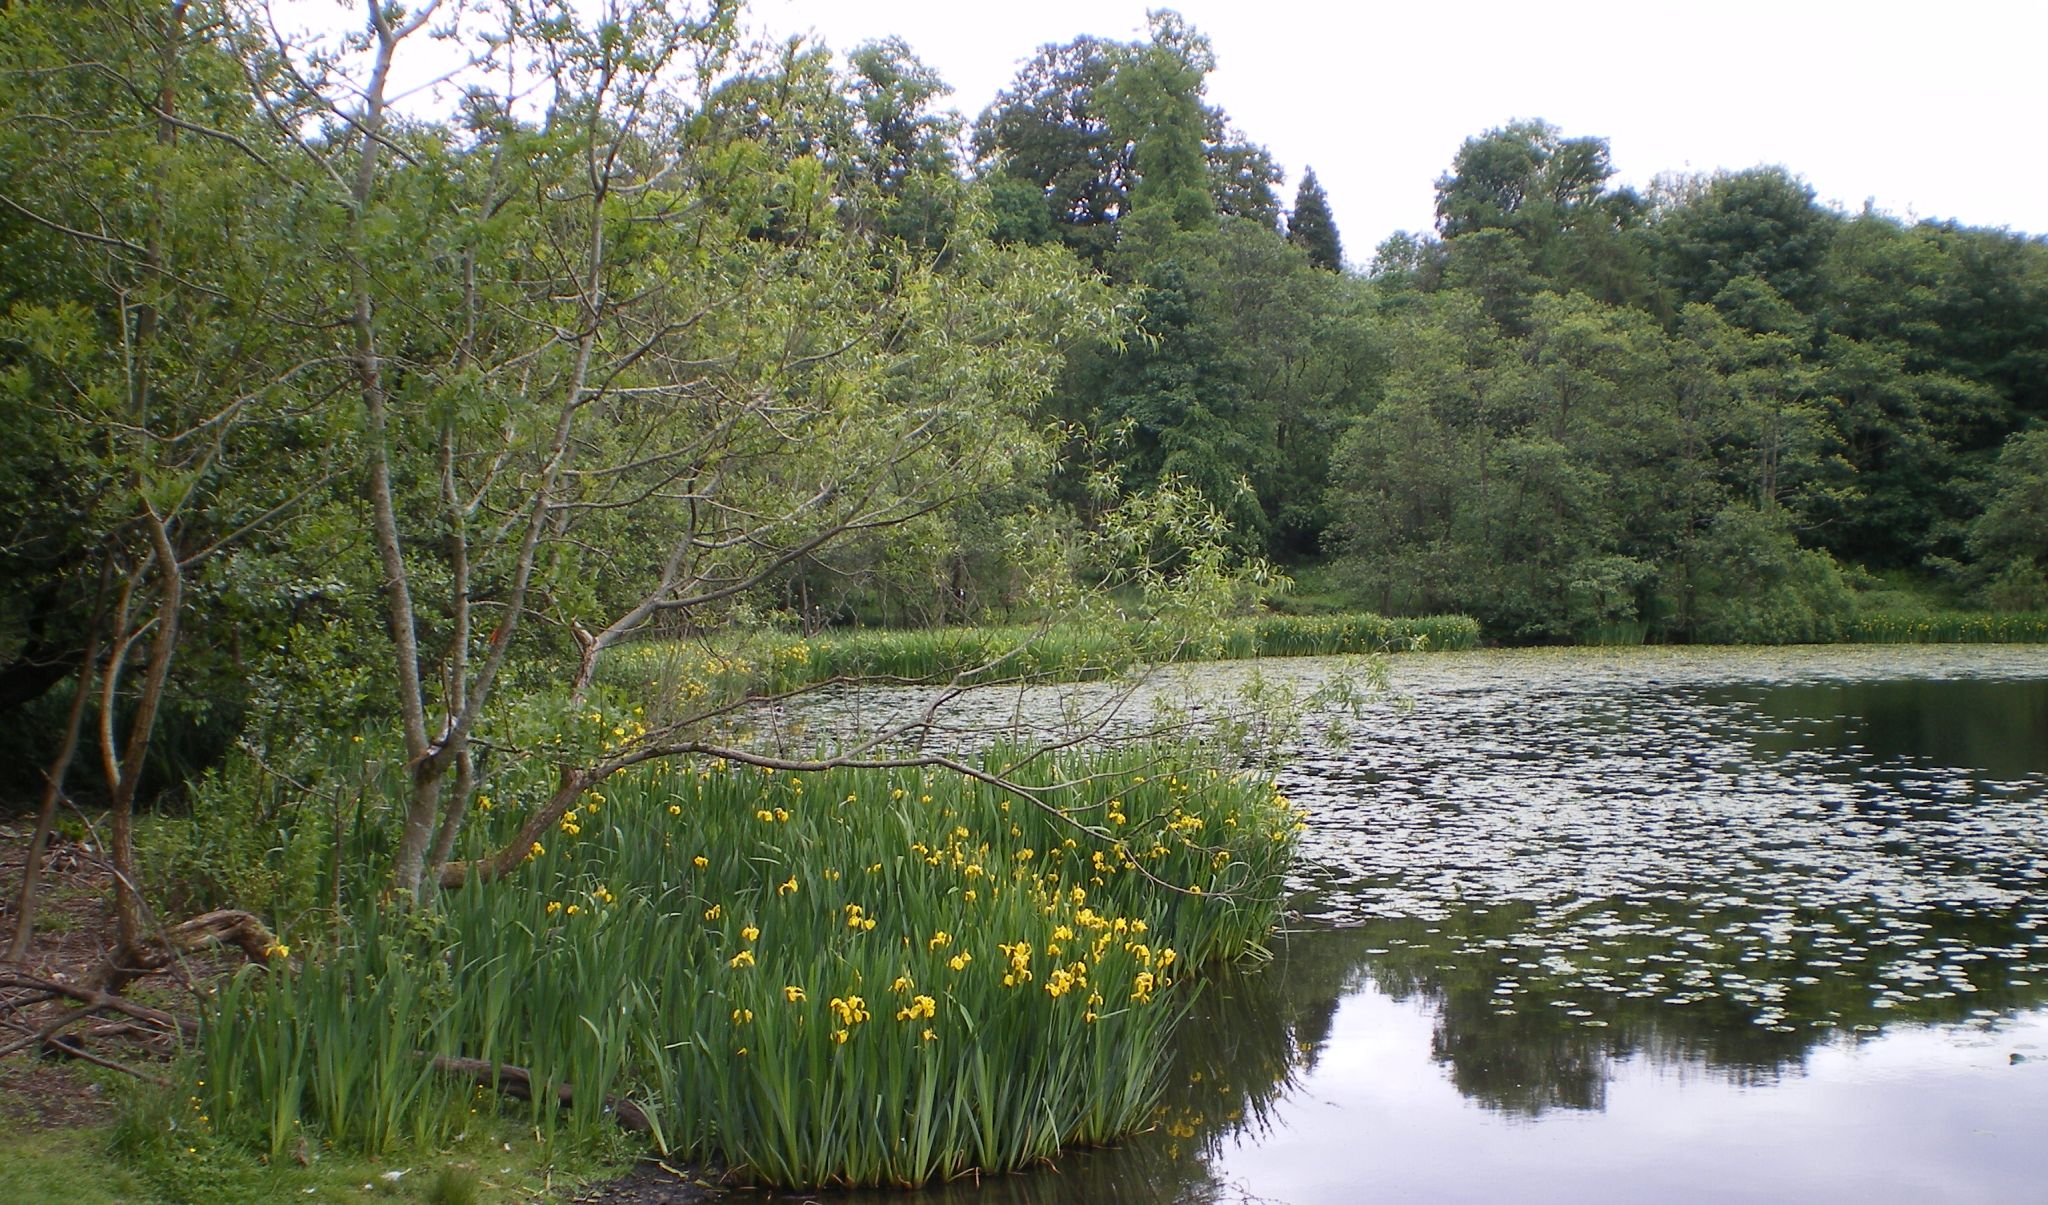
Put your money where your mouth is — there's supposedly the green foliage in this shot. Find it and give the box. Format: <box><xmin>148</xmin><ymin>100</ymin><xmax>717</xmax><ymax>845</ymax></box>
<box><xmin>1681</xmin><ymin>504</ymin><xmax>1855</xmax><ymax>644</ymax></box>
<box><xmin>1103</xmin><ymin>11</ymin><xmax>1217</xmax><ymax>231</ymax></box>
<box><xmin>1848</xmin><ymin>611</ymin><xmax>2048</xmax><ymax>643</ymax></box>
<box><xmin>1965</xmin><ymin>428</ymin><xmax>2048</xmax><ymax>603</ymax></box>
<box><xmin>141</xmin><ymin>731</ymin><xmax>401</xmax><ymax>943</ymax></box>
<box><xmin>972</xmin><ymin>34</ymin><xmax>1129</xmax><ymax>262</ymax></box>
<box><xmin>1652</xmin><ymin>167</ymin><xmax>1837</xmax><ymax>311</ymax></box>
<box><xmin>1433</xmin><ymin>119</ymin><xmax>1643</xmax><ymax>302</ymax></box>
<box><xmin>971</xmin><ymin>12</ymin><xmax>1276</xmax><ymax>262</ymax></box>
<box><xmin>1052</xmin><ymin>219</ymin><xmax>1380</xmax><ymax>558</ymax></box>
<box><xmin>196</xmin><ymin>750</ymin><xmax>1302</xmax><ymax>1188</ymax></box>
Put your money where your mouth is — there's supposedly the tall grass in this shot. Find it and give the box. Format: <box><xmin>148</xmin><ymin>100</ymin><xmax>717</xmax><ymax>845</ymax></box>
<box><xmin>197</xmin><ymin>746</ymin><xmax>1304</xmax><ymax>1188</ymax></box>
<box><xmin>601</xmin><ymin>612</ymin><xmax>1478</xmax><ymax>699</ymax></box>
<box><xmin>1687</xmin><ymin>604</ymin><xmax>2048</xmax><ymax>647</ymax></box>
<box><xmin>1848</xmin><ymin>611</ymin><xmax>2048</xmax><ymax>644</ymax></box>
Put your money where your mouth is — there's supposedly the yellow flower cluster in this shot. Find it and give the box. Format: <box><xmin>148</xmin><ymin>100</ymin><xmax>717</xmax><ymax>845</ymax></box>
<box><xmin>894</xmin><ymin>994</ymin><xmax>936</xmax><ymax>1022</ymax></box>
<box><xmin>828</xmin><ymin>994</ymin><xmax>870</xmax><ymax>1045</ymax></box>
<box><xmin>1043</xmin><ymin>964</ymin><xmax>1084</xmax><ymax>999</ymax></box>
<box><xmin>998</xmin><ymin>940</ymin><xmax>1033</xmax><ymax>987</ymax></box>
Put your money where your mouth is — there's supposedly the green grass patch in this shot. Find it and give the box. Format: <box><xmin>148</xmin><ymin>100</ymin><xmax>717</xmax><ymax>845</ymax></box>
<box><xmin>0</xmin><ymin>1129</ymin><xmax>150</xmax><ymax>1205</ymax></box>
<box><xmin>0</xmin><ymin>1099</ymin><xmax>612</xmax><ymax>1205</ymax></box>
<box><xmin>197</xmin><ymin>747</ymin><xmax>1304</xmax><ymax>1190</ymax></box>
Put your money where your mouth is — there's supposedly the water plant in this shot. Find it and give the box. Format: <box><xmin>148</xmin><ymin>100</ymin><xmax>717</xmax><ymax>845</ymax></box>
<box><xmin>1847</xmin><ymin>610</ymin><xmax>2048</xmax><ymax>644</ymax></box>
<box><xmin>195</xmin><ymin>747</ymin><xmax>1304</xmax><ymax>1188</ymax></box>
<box><xmin>599</xmin><ymin>612</ymin><xmax>1478</xmax><ymax>701</ymax></box>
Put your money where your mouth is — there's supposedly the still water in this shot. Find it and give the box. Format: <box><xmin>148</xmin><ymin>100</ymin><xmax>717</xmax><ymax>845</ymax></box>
<box><xmin>809</xmin><ymin>646</ymin><xmax>2048</xmax><ymax>1204</ymax></box>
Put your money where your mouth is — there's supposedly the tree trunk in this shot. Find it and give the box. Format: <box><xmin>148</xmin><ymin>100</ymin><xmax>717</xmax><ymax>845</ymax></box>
<box><xmin>6</xmin><ymin>607</ymin><xmax>103</xmax><ymax>962</ymax></box>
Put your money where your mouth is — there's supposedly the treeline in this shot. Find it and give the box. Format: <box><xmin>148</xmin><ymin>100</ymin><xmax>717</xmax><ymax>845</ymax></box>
<box><xmin>1335</xmin><ymin>132</ymin><xmax>2048</xmax><ymax>641</ymax></box>
<box><xmin>950</xmin><ymin>32</ymin><xmax>2048</xmax><ymax>642</ymax></box>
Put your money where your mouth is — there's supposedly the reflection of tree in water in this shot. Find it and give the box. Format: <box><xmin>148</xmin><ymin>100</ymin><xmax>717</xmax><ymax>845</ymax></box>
<box><xmin>796</xmin><ymin>897</ymin><xmax>2047</xmax><ymax>1200</ymax></box>
<box><xmin>1706</xmin><ymin>678</ymin><xmax>2048</xmax><ymax>782</ymax></box>
<box><xmin>1360</xmin><ymin>899</ymin><xmax>2048</xmax><ymax>1117</ymax></box>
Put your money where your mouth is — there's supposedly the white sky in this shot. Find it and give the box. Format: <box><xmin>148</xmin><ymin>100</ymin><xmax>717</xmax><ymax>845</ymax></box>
<box><xmin>751</xmin><ymin>0</ymin><xmax>2048</xmax><ymax>261</ymax></box>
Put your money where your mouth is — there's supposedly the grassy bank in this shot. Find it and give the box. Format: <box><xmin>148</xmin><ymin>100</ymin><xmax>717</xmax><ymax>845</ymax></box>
<box><xmin>193</xmin><ymin>746</ymin><xmax>1304</xmax><ymax>1190</ymax></box>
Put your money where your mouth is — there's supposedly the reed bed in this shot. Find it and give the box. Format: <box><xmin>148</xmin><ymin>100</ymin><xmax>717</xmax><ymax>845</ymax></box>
<box><xmin>197</xmin><ymin>746</ymin><xmax>1304</xmax><ymax>1188</ymax></box>
<box><xmin>1847</xmin><ymin>611</ymin><xmax>2048</xmax><ymax>644</ymax></box>
<box><xmin>602</xmin><ymin>612</ymin><xmax>1477</xmax><ymax>700</ymax></box>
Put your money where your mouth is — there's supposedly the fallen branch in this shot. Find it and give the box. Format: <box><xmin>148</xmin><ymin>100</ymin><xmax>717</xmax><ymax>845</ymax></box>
<box><xmin>0</xmin><ymin>1002</ymin><xmax>99</xmax><ymax>1060</ymax></box>
<box><xmin>95</xmin><ymin>908</ymin><xmax>284</xmax><ymax>992</ymax></box>
<box><xmin>0</xmin><ymin>971</ymin><xmax>196</xmax><ymax>1037</ymax></box>
<box><xmin>38</xmin><ymin>1032</ymin><xmax>171</xmax><ymax>1085</ymax></box>
<box><xmin>0</xmin><ymin>971</ymin><xmax>185</xmax><ymax>1085</ymax></box>
<box><xmin>426</xmin><ymin>1054</ymin><xmax>652</xmax><ymax>1133</ymax></box>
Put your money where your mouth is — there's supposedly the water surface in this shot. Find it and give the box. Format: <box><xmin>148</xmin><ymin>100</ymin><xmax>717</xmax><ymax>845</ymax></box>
<box><xmin>807</xmin><ymin>646</ymin><xmax>2048</xmax><ymax>1203</ymax></box>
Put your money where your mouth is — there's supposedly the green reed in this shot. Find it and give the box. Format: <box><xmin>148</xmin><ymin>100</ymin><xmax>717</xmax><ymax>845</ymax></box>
<box><xmin>197</xmin><ymin>745</ymin><xmax>1303</xmax><ymax>1188</ymax></box>
<box><xmin>601</xmin><ymin>612</ymin><xmax>1476</xmax><ymax>701</ymax></box>
<box><xmin>1848</xmin><ymin>611</ymin><xmax>2048</xmax><ymax>644</ymax></box>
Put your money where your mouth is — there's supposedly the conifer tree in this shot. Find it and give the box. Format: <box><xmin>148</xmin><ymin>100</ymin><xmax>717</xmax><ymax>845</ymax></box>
<box><xmin>1286</xmin><ymin>167</ymin><xmax>1344</xmax><ymax>270</ymax></box>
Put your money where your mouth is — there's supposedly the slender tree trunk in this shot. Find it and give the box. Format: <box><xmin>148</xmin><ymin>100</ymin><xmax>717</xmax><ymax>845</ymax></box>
<box><xmin>108</xmin><ymin>515</ymin><xmax>183</xmax><ymax>957</ymax></box>
<box><xmin>6</xmin><ymin>605</ymin><xmax>105</xmax><ymax>963</ymax></box>
<box><xmin>345</xmin><ymin>11</ymin><xmax>438</xmax><ymax>899</ymax></box>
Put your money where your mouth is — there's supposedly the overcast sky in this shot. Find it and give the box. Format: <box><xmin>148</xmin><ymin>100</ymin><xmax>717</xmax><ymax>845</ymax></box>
<box><xmin>750</xmin><ymin>0</ymin><xmax>2048</xmax><ymax>261</ymax></box>
<box><xmin>284</xmin><ymin>1</ymin><xmax>2047</xmax><ymax>263</ymax></box>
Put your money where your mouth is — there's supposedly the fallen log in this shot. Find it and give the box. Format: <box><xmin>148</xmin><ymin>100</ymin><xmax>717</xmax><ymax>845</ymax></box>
<box><xmin>95</xmin><ymin>908</ymin><xmax>285</xmax><ymax>991</ymax></box>
<box><xmin>426</xmin><ymin>1054</ymin><xmax>653</xmax><ymax>1134</ymax></box>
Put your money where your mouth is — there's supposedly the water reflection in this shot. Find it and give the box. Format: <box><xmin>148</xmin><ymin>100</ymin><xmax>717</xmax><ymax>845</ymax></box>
<box><xmin>1701</xmin><ymin>676</ymin><xmax>2048</xmax><ymax>781</ymax></box>
<box><xmin>1357</xmin><ymin>901</ymin><xmax>2048</xmax><ymax>1116</ymax></box>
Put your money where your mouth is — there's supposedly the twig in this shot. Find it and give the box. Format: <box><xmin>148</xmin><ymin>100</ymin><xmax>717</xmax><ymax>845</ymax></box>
<box><xmin>39</xmin><ymin>1036</ymin><xmax>170</xmax><ymax>1086</ymax></box>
